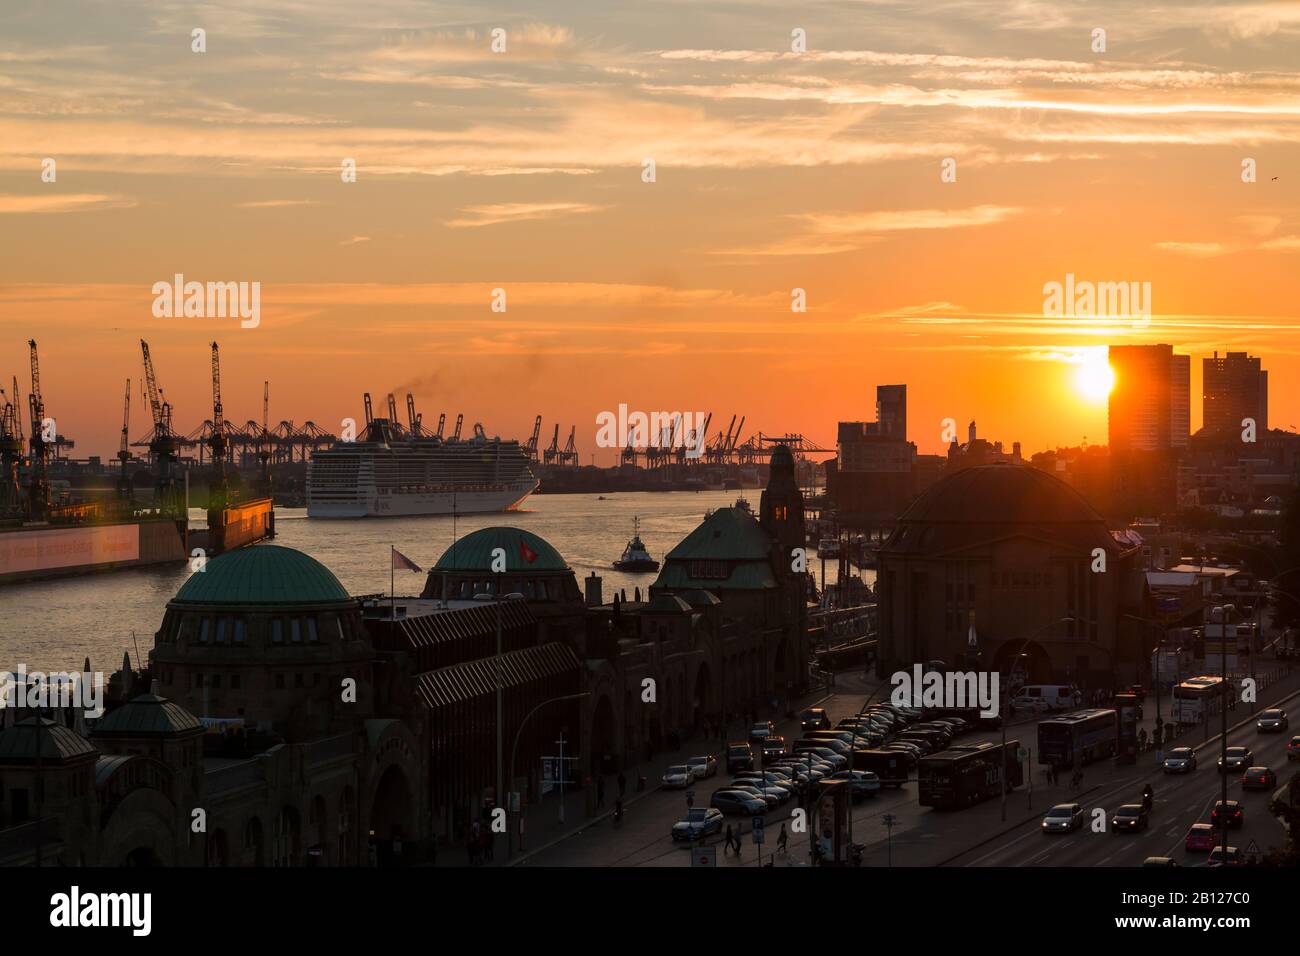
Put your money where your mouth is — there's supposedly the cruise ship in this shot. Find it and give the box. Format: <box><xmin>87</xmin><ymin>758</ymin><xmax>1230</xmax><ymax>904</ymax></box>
<box><xmin>306</xmin><ymin>415</ymin><xmax>538</xmax><ymax>518</ymax></box>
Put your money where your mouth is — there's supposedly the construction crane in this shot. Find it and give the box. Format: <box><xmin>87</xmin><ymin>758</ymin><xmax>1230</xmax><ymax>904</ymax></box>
<box><xmin>117</xmin><ymin>379</ymin><xmax>132</xmax><ymax>501</ymax></box>
<box><xmin>26</xmin><ymin>339</ymin><xmax>51</xmax><ymax>520</ymax></box>
<box><xmin>452</xmin><ymin>413</ymin><xmax>463</xmax><ymax>442</ymax></box>
<box><xmin>208</xmin><ymin>342</ymin><xmax>230</xmax><ymax>513</ymax></box>
<box><xmin>560</xmin><ymin>426</ymin><xmax>578</xmax><ymax>465</ymax></box>
<box><xmin>0</xmin><ymin>381</ymin><xmax>22</xmax><ymax>516</ymax></box>
<box><xmin>525</xmin><ymin>415</ymin><xmax>542</xmax><ymax>462</ymax></box>
<box><xmin>140</xmin><ymin>339</ymin><xmax>183</xmax><ymax>516</ymax></box>
<box><xmin>543</xmin><ymin>424</ymin><xmax>560</xmax><ymax>464</ymax></box>
<box><xmin>257</xmin><ymin>381</ymin><xmax>272</xmax><ymax>495</ymax></box>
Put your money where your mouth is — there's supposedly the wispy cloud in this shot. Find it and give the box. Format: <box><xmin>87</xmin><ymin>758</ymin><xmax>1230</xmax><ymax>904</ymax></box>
<box><xmin>0</xmin><ymin>193</ymin><xmax>133</xmax><ymax>214</ymax></box>
<box><xmin>445</xmin><ymin>201</ymin><xmax>607</xmax><ymax>228</ymax></box>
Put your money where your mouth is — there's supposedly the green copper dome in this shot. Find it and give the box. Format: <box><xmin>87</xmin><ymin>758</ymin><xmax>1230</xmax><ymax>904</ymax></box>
<box><xmin>434</xmin><ymin>527</ymin><xmax>568</xmax><ymax>572</ymax></box>
<box><xmin>172</xmin><ymin>545</ymin><xmax>351</xmax><ymax>606</ymax></box>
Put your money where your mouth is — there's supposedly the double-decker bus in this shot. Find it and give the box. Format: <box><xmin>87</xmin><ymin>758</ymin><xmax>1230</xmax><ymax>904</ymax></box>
<box><xmin>918</xmin><ymin>740</ymin><xmax>1022</xmax><ymax>810</ymax></box>
<box><xmin>1037</xmin><ymin>708</ymin><xmax>1116</xmax><ymax>768</ymax></box>
<box><xmin>1173</xmin><ymin>676</ymin><xmax>1228</xmax><ymax>724</ymax></box>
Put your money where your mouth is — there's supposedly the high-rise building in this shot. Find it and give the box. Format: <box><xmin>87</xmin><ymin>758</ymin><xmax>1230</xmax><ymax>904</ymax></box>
<box><xmin>1108</xmin><ymin>344</ymin><xmax>1189</xmax><ymax>452</ymax></box>
<box><xmin>1203</xmin><ymin>351</ymin><xmax>1268</xmax><ymax>435</ymax></box>
<box><xmin>875</xmin><ymin>384</ymin><xmax>907</xmax><ymax>439</ymax></box>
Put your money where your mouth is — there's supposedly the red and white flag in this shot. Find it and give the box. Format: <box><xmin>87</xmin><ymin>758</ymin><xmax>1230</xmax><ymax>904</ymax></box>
<box><xmin>392</xmin><ymin>548</ymin><xmax>423</xmax><ymax>573</ymax></box>
<box><xmin>519</xmin><ymin>539</ymin><xmax>538</xmax><ymax>564</ymax></box>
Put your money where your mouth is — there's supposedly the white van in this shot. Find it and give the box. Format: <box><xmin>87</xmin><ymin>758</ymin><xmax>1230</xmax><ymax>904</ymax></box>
<box><xmin>1012</xmin><ymin>684</ymin><xmax>1078</xmax><ymax>713</ymax></box>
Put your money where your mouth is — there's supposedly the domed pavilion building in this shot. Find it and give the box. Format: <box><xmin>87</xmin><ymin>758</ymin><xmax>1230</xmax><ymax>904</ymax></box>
<box><xmin>876</xmin><ymin>463</ymin><xmax>1143</xmax><ymax>688</ymax></box>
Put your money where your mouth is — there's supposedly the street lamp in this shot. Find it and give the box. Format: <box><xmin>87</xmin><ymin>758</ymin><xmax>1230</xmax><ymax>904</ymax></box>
<box><xmin>507</xmin><ymin>691</ymin><xmax>590</xmax><ymax>859</ymax></box>
<box><xmin>1212</xmin><ymin>604</ymin><xmax>1234</xmax><ymax>863</ymax></box>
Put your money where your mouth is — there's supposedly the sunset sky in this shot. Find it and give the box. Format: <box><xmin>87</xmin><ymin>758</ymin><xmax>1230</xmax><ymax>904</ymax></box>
<box><xmin>2</xmin><ymin>1</ymin><xmax>1299</xmax><ymax>463</ymax></box>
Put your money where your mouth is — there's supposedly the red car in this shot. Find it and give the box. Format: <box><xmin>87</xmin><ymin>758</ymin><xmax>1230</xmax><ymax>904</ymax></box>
<box><xmin>1287</xmin><ymin>735</ymin><xmax>1300</xmax><ymax>761</ymax></box>
<box><xmin>1241</xmin><ymin>766</ymin><xmax>1276</xmax><ymax>790</ymax></box>
<box><xmin>1185</xmin><ymin>823</ymin><xmax>1216</xmax><ymax>851</ymax></box>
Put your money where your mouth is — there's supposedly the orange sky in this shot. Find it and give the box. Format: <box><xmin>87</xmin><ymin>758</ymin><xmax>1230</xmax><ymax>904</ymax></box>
<box><xmin>3</xmin><ymin>2</ymin><xmax>1299</xmax><ymax>462</ymax></box>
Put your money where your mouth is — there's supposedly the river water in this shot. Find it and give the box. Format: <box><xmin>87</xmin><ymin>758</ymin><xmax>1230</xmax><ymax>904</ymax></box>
<box><xmin>3</xmin><ymin>491</ymin><xmax>867</xmax><ymax>673</ymax></box>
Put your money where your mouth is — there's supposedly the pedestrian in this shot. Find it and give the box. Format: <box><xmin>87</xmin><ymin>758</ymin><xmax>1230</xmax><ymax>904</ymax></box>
<box><xmin>596</xmin><ymin>776</ymin><xmax>606</xmax><ymax>809</ymax></box>
<box><xmin>617</xmin><ymin>771</ymin><xmax>627</xmax><ymax>797</ymax></box>
<box><xmin>482</xmin><ymin>827</ymin><xmax>494</xmax><ymax>862</ymax></box>
<box><xmin>777</xmin><ymin>823</ymin><xmax>788</xmax><ymax>853</ymax></box>
<box><xmin>466</xmin><ymin>829</ymin><xmax>480</xmax><ymax>866</ymax></box>
<box><xmin>725</xmin><ymin>824</ymin><xmax>735</xmax><ymax>854</ymax></box>
<box><xmin>1050</xmin><ymin>764</ymin><xmax>1058</xmax><ymax>787</ymax></box>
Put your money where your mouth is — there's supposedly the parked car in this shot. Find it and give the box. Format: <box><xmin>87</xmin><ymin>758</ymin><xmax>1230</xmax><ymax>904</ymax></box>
<box><xmin>761</xmin><ymin>736</ymin><xmax>786</xmax><ymax>761</ymax></box>
<box><xmin>1241</xmin><ymin>766</ymin><xmax>1276</xmax><ymax>791</ymax></box>
<box><xmin>724</xmin><ymin>783</ymin><xmax>780</xmax><ymax>809</ymax></box>
<box><xmin>1111</xmin><ymin>804</ymin><xmax>1149</xmax><ymax>833</ymax></box>
<box><xmin>687</xmin><ymin>755</ymin><xmax>718</xmax><ymax>779</ymax></box>
<box><xmin>1257</xmin><ymin>708</ymin><xmax>1289</xmax><ymax>733</ymax></box>
<box><xmin>750</xmin><ymin>721</ymin><xmax>776</xmax><ymax>742</ymax></box>
<box><xmin>1207</xmin><ymin>845</ymin><xmax>1243</xmax><ymax>867</ymax></box>
<box><xmin>672</xmin><ymin>807</ymin><xmax>724</xmax><ymax>841</ymax></box>
<box><xmin>662</xmin><ymin>765</ymin><xmax>694</xmax><ymax>789</ymax></box>
<box><xmin>710</xmin><ymin>789</ymin><xmax>766</xmax><ymax>816</ymax></box>
<box><xmin>828</xmin><ymin>769</ymin><xmax>881</xmax><ymax>799</ymax></box>
<box><xmin>1211</xmin><ymin>800</ymin><xmax>1243</xmax><ymax>829</ymax></box>
<box><xmin>726</xmin><ymin>742</ymin><xmax>754</xmax><ymax>774</ymax></box>
<box><xmin>800</xmin><ymin>707</ymin><xmax>831</xmax><ymax>731</ymax></box>
<box><xmin>1162</xmin><ymin>747</ymin><xmax>1196</xmax><ymax>774</ymax></box>
<box><xmin>1218</xmin><ymin>746</ymin><xmax>1253</xmax><ymax>772</ymax></box>
<box><xmin>1185</xmin><ymin>823</ymin><xmax>1216</xmax><ymax>851</ymax></box>
<box><xmin>1041</xmin><ymin>803</ymin><xmax>1084</xmax><ymax>833</ymax></box>
<box><xmin>793</xmin><ymin>746</ymin><xmax>847</xmax><ymax>769</ymax></box>
<box><xmin>1288</xmin><ymin>735</ymin><xmax>1300</xmax><ymax>761</ymax></box>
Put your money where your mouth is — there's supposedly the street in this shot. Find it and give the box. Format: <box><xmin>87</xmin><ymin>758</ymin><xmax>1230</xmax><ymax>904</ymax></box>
<box><xmin>514</xmin><ymin>665</ymin><xmax>1299</xmax><ymax>868</ymax></box>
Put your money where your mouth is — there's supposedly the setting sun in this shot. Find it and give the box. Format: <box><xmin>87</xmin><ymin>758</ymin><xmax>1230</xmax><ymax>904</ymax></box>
<box><xmin>1075</xmin><ymin>351</ymin><xmax>1116</xmax><ymax>402</ymax></box>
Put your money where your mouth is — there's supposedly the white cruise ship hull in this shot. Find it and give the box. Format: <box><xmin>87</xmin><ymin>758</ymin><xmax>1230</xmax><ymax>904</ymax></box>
<box><xmin>308</xmin><ymin>480</ymin><xmax>538</xmax><ymax>518</ymax></box>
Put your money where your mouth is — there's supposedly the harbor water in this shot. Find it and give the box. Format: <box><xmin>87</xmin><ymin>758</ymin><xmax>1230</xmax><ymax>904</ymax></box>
<box><xmin>2</xmin><ymin>491</ymin><xmax>869</xmax><ymax>673</ymax></box>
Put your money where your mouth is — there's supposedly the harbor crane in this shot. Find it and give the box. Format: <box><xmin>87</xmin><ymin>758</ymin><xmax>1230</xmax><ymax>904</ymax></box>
<box><xmin>525</xmin><ymin>415</ymin><xmax>542</xmax><ymax>462</ymax></box>
<box><xmin>140</xmin><ymin>339</ymin><xmax>184</xmax><ymax>516</ymax></box>
<box><xmin>406</xmin><ymin>393</ymin><xmax>423</xmax><ymax>437</ymax></box>
<box><xmin>452</xmin><ymin>413</ymin><xmax>463</xmax><ymax>442</ymax></box>
<box><xmin>544</xmin><ymin>424</ymin><xmax>560</xmax><ymax>464</ymax></box>
<box><xmin>0</xmin><ymin>381</ymin><xmax>22</xmax><ymax>515</ymax></box>
<box><xmin>436</xmin><ymin>413</ymin><xmax>446</xmax><ymax>439</ymax></box>
<box><xmin>117</xmin><ymin>379</ymin><xmax>132</xmax><ymax>501</ymax></box>
<box><xmin>26</xmin><ymin>339</ymin><xmax>52</xmax><ymax>520</ymax></box>
<box><xmin>560</xmin><ymin>426</ymin><xmax>578</xmax><ymax>466</ymax></box>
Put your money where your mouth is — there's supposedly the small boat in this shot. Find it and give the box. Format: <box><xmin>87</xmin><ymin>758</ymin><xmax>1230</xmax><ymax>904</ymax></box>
<box><xmin>613</xmin><ymin>517</ymin><xmax>659</xmax><ymax>572</ymax></box>
<box><xmin>734</xmin><ymin>496</ymin><xmax>753</xmax><ymax>515</ymax></box>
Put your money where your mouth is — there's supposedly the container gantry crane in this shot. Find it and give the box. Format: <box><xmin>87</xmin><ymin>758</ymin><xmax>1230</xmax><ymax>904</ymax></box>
<box><xmin>0</xmin><ymin>381</ymin><xmax>22</xmax><ymax>516</ymax></box>
<box><xmin>208</xmin><ymin>342</ymin><xmax>230</xmax><ymax>512</ymax></box>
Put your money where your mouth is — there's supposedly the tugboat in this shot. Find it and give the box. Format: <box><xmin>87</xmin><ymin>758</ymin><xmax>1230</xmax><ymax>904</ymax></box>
<box><xmin>613</xmin><ymin>516</ymin><xmax>659</xmax><ymax>572</ymax></box>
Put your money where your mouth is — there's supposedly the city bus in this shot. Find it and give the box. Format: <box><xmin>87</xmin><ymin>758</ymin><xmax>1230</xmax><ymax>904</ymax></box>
<box><xmin>1037</xmin><ymin>709</ymin><xmax>1116</xmax><ymax>768</ymax></box>
<box><xmin>917</xmin><ymin>740</ymin><xmax>1022</xmax><ymax>810</ymax></box>
<box><xmin>1173</xmin><ymin>676</ymin><xmax>1228</xmax><ymax>724</ymax></box>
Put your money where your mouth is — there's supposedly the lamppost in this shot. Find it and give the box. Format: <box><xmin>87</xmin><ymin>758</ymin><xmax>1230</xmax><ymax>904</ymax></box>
<box><xmin>1122</xmin><ymin>613</ymin><xmax>1165</xmax><ymax>755</ymax></box>
<box><xmin>507</xmin><ymin>691</ymin><xmax>590</xmax><ymax>859</ymax></box>
<box><xmin>1213</xmin><ymin>604</ymin><xmax>1233</xmax><ymax>863</ymax></box>
<box><xmin>999</xmin><ymin>616</ymin><xmax>1076</xmax><ymax>822</ymax></box>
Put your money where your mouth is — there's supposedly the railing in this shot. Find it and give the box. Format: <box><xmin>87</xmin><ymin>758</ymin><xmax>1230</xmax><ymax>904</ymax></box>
<box><xmin>305</xmin><ymin>733</ymin><xmax>353</xmax><ymax>766</ymax></box>
<box><xmin>205</xmin><ymin>758</ymin><xmax>264</xmax><ymax>795</ymax></box>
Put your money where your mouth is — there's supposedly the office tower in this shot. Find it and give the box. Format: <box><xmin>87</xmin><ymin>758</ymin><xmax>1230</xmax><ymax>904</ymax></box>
<box><xmin>1108</xmin><ymin>344</ymin><xmax>1189</xmax><ymax>452</ymax></box>
<box><xmin>1203</xmin><ymin>351</ymin><xmax>1268</xmax><ymax>435</ymax></box>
